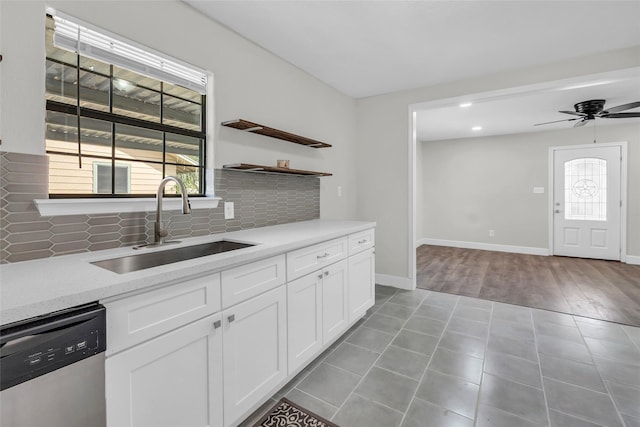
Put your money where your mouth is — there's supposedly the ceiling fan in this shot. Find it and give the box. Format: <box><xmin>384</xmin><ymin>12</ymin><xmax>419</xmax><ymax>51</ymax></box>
<box><xmin>534</xmin><ymin>99</ymin><xmax>640</xmax><ymax>127</ymax></box>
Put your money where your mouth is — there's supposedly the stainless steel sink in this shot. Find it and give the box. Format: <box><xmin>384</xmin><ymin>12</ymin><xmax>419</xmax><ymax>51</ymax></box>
<box><xmin>91</xmin><ymin>240</ymin><xmax>255</xmax><ymax>274</ymax></box>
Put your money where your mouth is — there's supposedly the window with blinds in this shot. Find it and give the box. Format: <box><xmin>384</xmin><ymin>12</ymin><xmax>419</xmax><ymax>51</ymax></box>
<box><xmin>45</xmin><ymin>10</ymin><xmax>207</xmax><ymax>197</ymax></box>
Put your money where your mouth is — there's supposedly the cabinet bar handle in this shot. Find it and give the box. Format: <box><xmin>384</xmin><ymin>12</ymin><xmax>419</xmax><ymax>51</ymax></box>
<box><xmin>228</xmin><ymin>314</ymin><xmax>235</xmax><ymax>323</ymax></box>
<box><xmin>316</xmin><ymin>252</ymin><xmax>330</xmax><ymax>259</ymax></box>
<box><xmin>358</xmin><ymin>239</ymin><xmax>367</xmax><ymax>244</ymax></box>
<box><xmin>213</xmin><ymin>320</ymin><xmax>222</xmax><ymax>329</ymax></box>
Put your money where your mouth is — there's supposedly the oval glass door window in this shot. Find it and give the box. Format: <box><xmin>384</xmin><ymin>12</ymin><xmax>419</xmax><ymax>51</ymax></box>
<box><xmin>564</xmin><ymin>158</ymin><xmax>607</xmax><ymax>221</ymax></box>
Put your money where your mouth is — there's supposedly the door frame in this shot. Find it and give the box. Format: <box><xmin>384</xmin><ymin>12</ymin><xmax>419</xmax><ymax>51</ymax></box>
<box><xmin>548</xmin><ymin>141</ymin><xmax>628</xmax><ymax>262</ymax></box>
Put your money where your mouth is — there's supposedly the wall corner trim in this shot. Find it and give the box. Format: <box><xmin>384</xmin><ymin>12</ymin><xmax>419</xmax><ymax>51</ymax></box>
<box><xmin>375</xmin><ymin>273</ymin><xmax>413</xmax><ymax>290</ymax></box>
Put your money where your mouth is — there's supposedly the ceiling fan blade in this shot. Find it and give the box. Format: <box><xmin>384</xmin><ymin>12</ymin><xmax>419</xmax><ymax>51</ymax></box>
<box><xmin>534</xmin><ymin>117</ymin><xmax>581</xmax><ymax>126</ymax></box>
<box><xmin>559</xmin><ymin>110</ymin><xmax>586</xmax><ymax>116</ymax></box>
<box><xmin>603</xmin><ymin>101</ymin><xmax>640</xmax><ymax>114</ymax></box>
<box><xmin>601</xmin><ymin>112</ymin><xmax>640</xmax><ymax>118</ymax></box>
<box><xmin>574</xmin><ymin>119</ymin><xmax>589</xmax><ymax>127</ymax></box>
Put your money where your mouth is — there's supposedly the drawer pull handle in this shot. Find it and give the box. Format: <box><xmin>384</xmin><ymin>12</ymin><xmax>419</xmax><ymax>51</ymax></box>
<box><xmin>324</xmin><ymin>271</ymin><xmax>329</xmax><ymax>276</ymax></box>
<box><xmin>228</xmin><ymin>314</ymin><xmax>235</xmax><ymax>323</ymax></box>
<box><xmin>358</xmin><ymin>239</ymin><xmax>367</xmax><ymax>244</ymax></box>
<box><xmin>213</xmin><ymin>320</ymin><xmax>222</xmax><ymax>329</ymax></box>
<box><xmin>317</xmin><ymin>253</ymin><xmax>330</xmax><ymax>259</ymax></box>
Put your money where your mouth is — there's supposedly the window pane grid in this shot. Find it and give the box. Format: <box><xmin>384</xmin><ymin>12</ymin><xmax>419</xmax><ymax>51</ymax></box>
<box><xmin>564</xmin><ymin>158</ymin><xmax>607</xmax><ymax>221</ymax></box>
<box><xmin>45</xmin><ymin>14</ymin><xmax>205</xmax><ymax>197</ymax></box>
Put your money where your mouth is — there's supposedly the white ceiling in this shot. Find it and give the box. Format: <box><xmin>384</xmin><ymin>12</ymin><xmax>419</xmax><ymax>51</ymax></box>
<box><xmin>416</xmin><ymin>70</ymin><xmax>640</xmax><ymax>141</ymax></box>
<box><xmin>184</xmin><ymin>0</ymin><xmax>640</xmax><ymax>140</ymax></box>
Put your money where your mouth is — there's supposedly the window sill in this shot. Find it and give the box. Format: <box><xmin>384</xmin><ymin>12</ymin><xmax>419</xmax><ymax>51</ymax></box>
<box><xmin>34</xmin><ymin>196</ymin><xmax>222</xmax><ymax>217</ymax></box>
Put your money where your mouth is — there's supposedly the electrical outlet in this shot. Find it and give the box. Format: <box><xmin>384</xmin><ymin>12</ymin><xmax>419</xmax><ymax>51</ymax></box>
<box><xmin>489</xmin><ymin>230</ymin><xmax>495</xmax><ymax>237</ymax></box>
<box><xmin>224</xmin><ymin>202</ymin><xmax>234</xmax><ymax>220</ymax></box>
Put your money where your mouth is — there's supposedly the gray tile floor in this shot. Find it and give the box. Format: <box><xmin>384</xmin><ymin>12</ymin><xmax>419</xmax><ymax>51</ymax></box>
<box><xmin>241</xmin><ymin>285</ymin><xmax>640</xmax><ymax>427</ymax></box>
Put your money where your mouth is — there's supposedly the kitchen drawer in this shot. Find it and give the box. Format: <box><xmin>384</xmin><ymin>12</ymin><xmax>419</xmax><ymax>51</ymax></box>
<box><xmin>221</xmin><ymin>255</ymin><xmax>286</xmax><ymax>309</ymax></box>
<box><xmin>286</xmin><ymin>237</ymin><xmax>348</xmax><ymax>281</ymax></box>
<box><xmin>348</xmin><ymin>229</ymin><xmax>375</xmax><ymax>255</ymax></box>
<box><xmin>105</xmin><ymin>272</ymin><xmax>221</xmax><ymax>355</ymax></box>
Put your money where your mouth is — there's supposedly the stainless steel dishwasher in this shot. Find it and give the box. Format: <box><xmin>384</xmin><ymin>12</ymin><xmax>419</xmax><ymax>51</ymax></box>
<box><xmin>1</xmin><ymin>303</ymin><xmax>106</xmax><ymax>427</ymax></box>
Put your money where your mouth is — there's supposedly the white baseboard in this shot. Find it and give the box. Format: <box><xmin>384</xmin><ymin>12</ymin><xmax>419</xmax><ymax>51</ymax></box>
<box><xmin>417</xmin><ymin>238</ymin><xmax>640</xmax><ymax>264</ymax></box>
<box><xmin>416</xmin><ymin>238</ymin><xmax>550</xmax><ymax>256</ymax></box>
<box><xmin>375</xmin><ymin>274</ymin><xmax>414</xmax><ymax>290</ymax></box>
<box><xmin>626</xmin><ymin>255</ymin><xmax>640</xmax><ymax>265</ymax></box>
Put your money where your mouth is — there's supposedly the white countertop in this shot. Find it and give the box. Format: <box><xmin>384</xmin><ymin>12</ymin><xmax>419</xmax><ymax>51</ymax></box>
<box><xmin>0</xmin><ymin>219</ymin><xmax>375</xmax><ymax>325</ymax></box>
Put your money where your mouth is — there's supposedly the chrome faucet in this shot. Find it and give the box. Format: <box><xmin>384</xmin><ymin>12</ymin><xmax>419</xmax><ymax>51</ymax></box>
<box><xmin>154</xmin><ymin>176</ymin><xmax>191</xmax><ymax>245</ymax></box>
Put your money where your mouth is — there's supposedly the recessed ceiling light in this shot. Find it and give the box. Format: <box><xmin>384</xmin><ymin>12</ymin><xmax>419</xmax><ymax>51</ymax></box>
<box><xmin>459</xmin><ymin>102</ymin><xmax>472</xmax><ymax>108</ymax></box>
<box><xmin>472</xmin><ymin>126</ymin><xmax>482</xmax><ymax>131</ymax></box>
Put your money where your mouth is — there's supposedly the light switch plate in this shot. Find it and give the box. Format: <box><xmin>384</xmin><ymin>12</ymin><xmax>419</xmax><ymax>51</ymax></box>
<box><xmin>533</xmin><ymin>187</ymin><xmax>545</xmax><ymax>194</ymax></box>
<box><xmin>224</xmin><ymin>202</ymin><xmax>234</xmax><ymax>219</ymax></box>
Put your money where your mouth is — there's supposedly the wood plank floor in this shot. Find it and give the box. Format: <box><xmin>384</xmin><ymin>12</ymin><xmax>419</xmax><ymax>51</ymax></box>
<box><xmin>416</xmin><ymin>245</ymin><xmax>640</xmax><ymax>326</ymax></box>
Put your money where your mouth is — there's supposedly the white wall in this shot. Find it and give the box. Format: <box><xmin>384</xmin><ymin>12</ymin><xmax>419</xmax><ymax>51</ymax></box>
<box><xmin>418</xmin><ymin>123</ymin><xmax>640</xmax><ymax>256</ymax></box>
<box><xmin>356</xmin><ymin>46</ymin><xmax>640</xmax><ymax>282</ymax></box>
<box><xmin>0</xmin><ymin>0</ymin><xmax>357</xmax><ymax>219</ymax></box>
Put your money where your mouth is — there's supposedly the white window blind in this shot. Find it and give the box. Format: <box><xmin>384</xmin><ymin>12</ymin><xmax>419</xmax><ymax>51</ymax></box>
<box><xmin>48</xmin><ymin>8</ymin><xmax>207</xmax><ymax>94</ymax></box>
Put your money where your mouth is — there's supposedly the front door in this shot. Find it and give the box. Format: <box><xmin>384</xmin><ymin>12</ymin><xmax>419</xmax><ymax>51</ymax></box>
<box><xmin>552</xmin><ymin>145</ymin><xmax>622</xmax><ymax>260</ymax></box>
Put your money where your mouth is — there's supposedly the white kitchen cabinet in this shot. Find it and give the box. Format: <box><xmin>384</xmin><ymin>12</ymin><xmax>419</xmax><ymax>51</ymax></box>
<box><xmin>221</xmin><ymin>255</ymin><xmax>286</xmax><ymax>309</ymax></box>
<box><xmin>222</xmin><ymin>286</ymin><xmax>287</xmax><ymax>427</ymax></box>
<box><xmin>105</xmin><ymin>313</ymin><xmax>223</xmax><ymax>427</ymax></box>
<box><xmin>348</xmin><ymin>248</ymin><xmax>375</xmax><ymax>322</ymax></box>
<box><xmin>321</xmin><ymin>259</ymin><xmax>349</xmax><ymax>345</ymax></box>
<box><xmin>287</xmin><ymin>258</ymin><xmax>349</xmax><ymax>373</ymax></box>
<box><xmin>287</xmin><ymin>272</ymin><xmax>323</xmax><ymax>374</ymax></box>
<box><xmin>348</xmin><ymin>228</ymin><xmax>375</xmax><ymax>255</ymax></box>
<box><xmin>101</xmin><ymin>225</ymin><xmax>375</xmax><ymax>427</ymax></box>
<box><xmin>104</xmin><ymin>272</ymin><xmax>221</xmax><ymax>355</ymax></box>
<box><xmin>286</xmin><ymin>237</ymin><xmax>348</xmax><ymax>281</ymax></box>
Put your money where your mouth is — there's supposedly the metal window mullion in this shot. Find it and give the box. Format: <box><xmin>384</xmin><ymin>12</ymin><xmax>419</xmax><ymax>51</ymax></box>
<box><xmin>160</xmin><ymin>82</ymin><xmax>166</xmax><ymax>180</ymax></box>
<box><xmin>200</xmin><ymin>93</ymin><xmax>206</xmax><ymax>193</ymax></box>
<box><xmin>162</xmin><ymin>131</ymin><xmax>167</xmax><ymax>180</ymax></box>
<box><xmin>110</xmin><ymin>64</ymin><xmax>116</xmax><ymax>195</ymax></box>
<box><xmin>76</xmin><ymin>54</ymin><xmax>82</xmax><ymax>169</ymax></box>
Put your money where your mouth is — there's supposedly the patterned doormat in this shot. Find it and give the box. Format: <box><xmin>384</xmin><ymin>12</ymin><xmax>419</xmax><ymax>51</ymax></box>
<box><xmin>253</xmin><ymin>398</ymin><xmax>340</xmax><ymax>427</ymax></box>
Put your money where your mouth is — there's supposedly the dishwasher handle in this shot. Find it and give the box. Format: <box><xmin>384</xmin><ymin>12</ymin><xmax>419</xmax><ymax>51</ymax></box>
<box><xmin>0</xmin><ymin>317</ymin><xmax>96</xmax><ymax>358</ymax></box>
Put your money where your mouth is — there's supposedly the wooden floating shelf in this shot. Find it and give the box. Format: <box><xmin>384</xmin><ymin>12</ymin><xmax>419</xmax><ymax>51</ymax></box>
<box><xmin>223</xmin><ymin>163</ymin><xmax>332</xmax><ymax>177</ymax></box>
<box><xmin>221</xmin><ymin>119</ymin><xmax>332</xmax><ymax>149</ymax></box>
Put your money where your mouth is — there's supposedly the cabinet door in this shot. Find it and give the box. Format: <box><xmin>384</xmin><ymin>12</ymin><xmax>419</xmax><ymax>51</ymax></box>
<box><xmin>287</xmin><ymin>272</ymin><xmax>323</xmax><ymax>375</ymax></box>
<box><xmin>322</xmin><ymin>259</ymin><xmax>349</xmax><ymax>345</ymax></box>
<box><xmin>348</xmin><ymin>248</ymin><xmax>375</xmax><ymax>323</ymax></box>
<box><xmin>106</xmin><ymin>313</ymin><xmax>223</xmax><ymax>427</ymax></box>
<box><xmin>223</xmin><ymin>286</ymin><xmax>287</xmax><ymax>427</ymax></box>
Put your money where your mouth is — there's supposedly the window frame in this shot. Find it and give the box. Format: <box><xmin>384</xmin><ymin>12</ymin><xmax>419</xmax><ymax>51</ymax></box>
<box><xmin>44</xmin><ymin>12</ymin><xmax>208</xmax><ymax>199</ymax></box>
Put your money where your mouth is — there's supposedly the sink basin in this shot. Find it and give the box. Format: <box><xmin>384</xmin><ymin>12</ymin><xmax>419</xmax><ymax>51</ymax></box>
<box><xmin>91</xmin><ymin>240</ymin><xmax>255</xmax><ymax>274</ymax></box>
